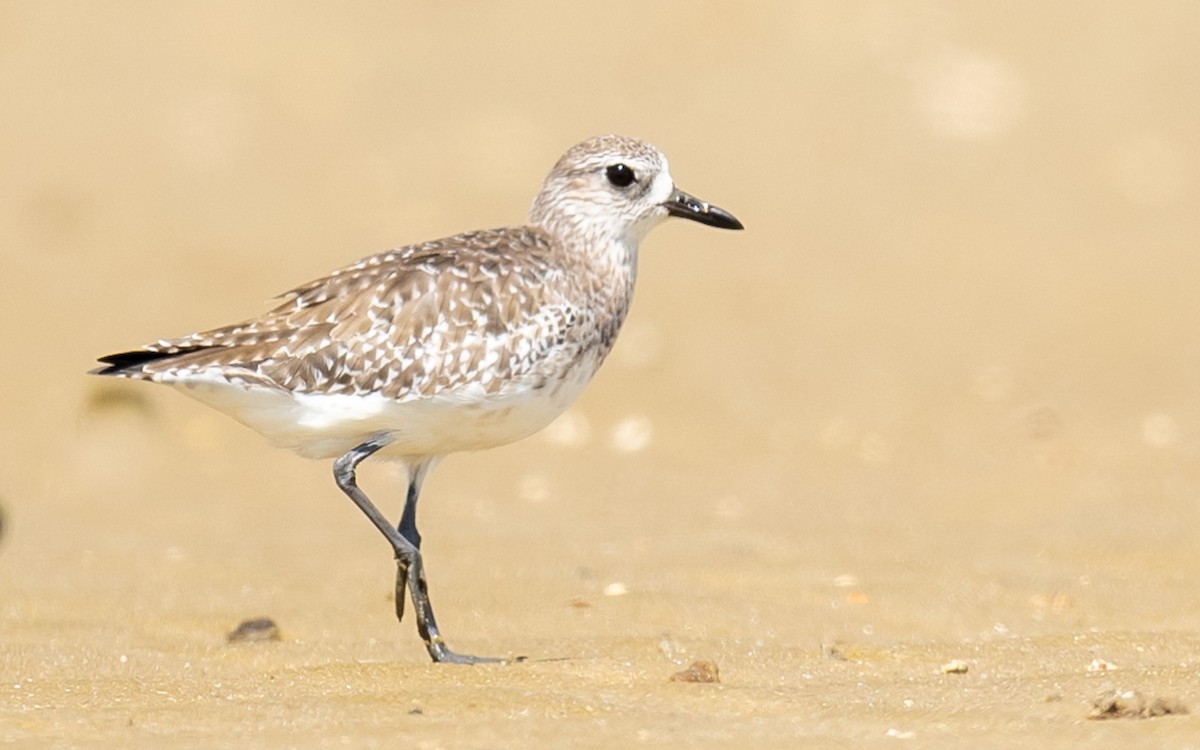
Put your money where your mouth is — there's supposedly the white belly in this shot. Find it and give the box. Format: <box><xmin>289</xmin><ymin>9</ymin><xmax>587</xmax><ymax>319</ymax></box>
<box><xmin>165</xmin><ymin>360</ymin><xmax>598</xmax><ymax>460</ymax></box>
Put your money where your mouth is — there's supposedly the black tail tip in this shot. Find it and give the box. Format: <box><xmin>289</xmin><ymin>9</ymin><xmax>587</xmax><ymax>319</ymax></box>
<box><xmin>91</xmin><ymin>350</ymin><xmax>152</xmax><ymax>376</ymax></box>
<box><xmin>91</xmin><ymin>347</ymin><xmax>203</xmax><ymax>376</ymax></box>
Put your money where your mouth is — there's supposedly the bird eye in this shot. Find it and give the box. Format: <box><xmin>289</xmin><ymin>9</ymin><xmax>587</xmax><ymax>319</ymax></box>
<box><xmin>605</xmin><ymin>163</ymin><xmax>636</xmax><ymax>188</ymax></box>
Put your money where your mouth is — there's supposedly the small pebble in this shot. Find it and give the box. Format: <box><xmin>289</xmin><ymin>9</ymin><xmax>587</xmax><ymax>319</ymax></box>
<box><xmin>941</xmin><ymin>659</ymin><xmax>969</xmax><ymax>674</ymax></box>
<box><xmin>1088</xmin><ymin>689</ymin><xmax>1188</xmax><ymax>720</ymax></box>
<box><xmin>226</xmin><ymin>617</ymin><xmax>282</xmax><ymax>643</ymax></box>
<box><xmin>669</xmin><ymin>660</ymin><xmax>720</xmax><ymax>684</ymax></box>
<box><xmin>1086</xmin><ymin>657</ymin><xmax>1117</xmax><ymax>672</ymax></box>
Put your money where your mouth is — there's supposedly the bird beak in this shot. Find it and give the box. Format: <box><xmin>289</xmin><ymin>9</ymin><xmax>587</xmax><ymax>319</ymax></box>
<box><xmin>663</xmin><ymin>188</ymin><xmax>744</xmax><ymax>230</ymax></box>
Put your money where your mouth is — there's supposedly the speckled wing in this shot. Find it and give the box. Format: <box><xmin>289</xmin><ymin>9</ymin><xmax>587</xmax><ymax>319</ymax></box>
<box><xmin>96</xmin><ymin>227</ymin><xmax>582</xmax><ymax>402</ymax></box>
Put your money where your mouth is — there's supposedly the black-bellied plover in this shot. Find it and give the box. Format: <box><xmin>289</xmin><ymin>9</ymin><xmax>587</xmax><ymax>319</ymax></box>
<box><xmin>92</xmin><ymin>134</ymin><xmax>743</xmax><ymax>663</ymax></box>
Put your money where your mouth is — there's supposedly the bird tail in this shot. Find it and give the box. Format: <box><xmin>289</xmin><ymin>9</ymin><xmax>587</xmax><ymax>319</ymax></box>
<box><xmin>90</xmin><ymin>346</ymin><xmax>208</xmax><ymax>377</ymax></box>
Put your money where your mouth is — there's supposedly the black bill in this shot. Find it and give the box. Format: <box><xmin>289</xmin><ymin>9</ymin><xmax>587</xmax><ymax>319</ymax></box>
<box><xmin>663</xmin><ymin>188</ymin><xmax>744</xmax><ymax>230</ymax></box>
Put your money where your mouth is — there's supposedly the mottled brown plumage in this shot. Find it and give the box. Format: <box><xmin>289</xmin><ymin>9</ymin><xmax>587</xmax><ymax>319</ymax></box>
<box><xmin>123</xmin><ymin>228</ymin><xmax>591</xmax><ymax>401</ymax></box>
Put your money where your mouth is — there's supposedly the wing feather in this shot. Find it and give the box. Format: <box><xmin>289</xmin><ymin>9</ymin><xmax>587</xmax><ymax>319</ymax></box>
<box><xmin>96</xmin><ymin>228</ymin><xmax>584</xmax><ymax>401</ymax></box>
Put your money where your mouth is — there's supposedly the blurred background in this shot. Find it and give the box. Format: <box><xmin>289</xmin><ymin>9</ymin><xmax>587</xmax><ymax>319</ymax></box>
<box><xmin>2</xmin><ymin>0</ymin><xmax>1199</xmax><ymax>699</ymax></box>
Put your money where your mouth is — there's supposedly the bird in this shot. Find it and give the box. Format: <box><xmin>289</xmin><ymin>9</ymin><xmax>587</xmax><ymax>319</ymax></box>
<box><xmin>92</xmin><ymin>134</ymin><xmax>743</xmax><ymax>663</ymax></box>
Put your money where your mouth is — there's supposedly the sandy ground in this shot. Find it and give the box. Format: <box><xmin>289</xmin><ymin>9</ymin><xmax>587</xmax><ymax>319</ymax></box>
<box><xmin>2</xmin><ymin>2</ymin><xmax>1200</xmax><ymax>747</ymax></box>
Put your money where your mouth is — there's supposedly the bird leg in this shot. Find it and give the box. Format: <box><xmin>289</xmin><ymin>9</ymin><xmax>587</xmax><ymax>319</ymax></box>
<box><xmin>393</xmin><ymin>472</ymin><xmax>423</xmax><ymax>622</ymax></box>
<box><xmin>333</xmin><ymin>437</ymin><xmax>503</xmax><ymax>664</ymax></box>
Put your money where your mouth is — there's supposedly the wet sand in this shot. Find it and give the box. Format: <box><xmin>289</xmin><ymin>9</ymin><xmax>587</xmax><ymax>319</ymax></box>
<box><xmin>2</xmin><ymin>3</ymin><xmax>1199</xmax><ymax>746</ymax></box>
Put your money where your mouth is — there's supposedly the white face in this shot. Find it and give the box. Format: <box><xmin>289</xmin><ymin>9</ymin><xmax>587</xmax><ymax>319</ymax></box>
<box><xmin>529</xmin><ymin>135</ymin><xmax>677</xmax><ymax>247</ymax></box>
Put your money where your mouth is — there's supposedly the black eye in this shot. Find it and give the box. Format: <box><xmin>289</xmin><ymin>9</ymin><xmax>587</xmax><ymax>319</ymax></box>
<box><xmin>605</xmin><ymin>163</ymin><xmax>636</xmax><ymax>188</ymax></box>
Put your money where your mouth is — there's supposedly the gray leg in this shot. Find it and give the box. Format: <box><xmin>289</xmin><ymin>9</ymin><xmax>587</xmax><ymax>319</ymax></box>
<box><xmin>333</xmin><ymin>437</ymin><xmax>501</xmax><ymax>664</ymax></box>
<box><xmin>394</xmin><ymin>459</ymin><xmax>432</xmax><ymax>623</ymax></box>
